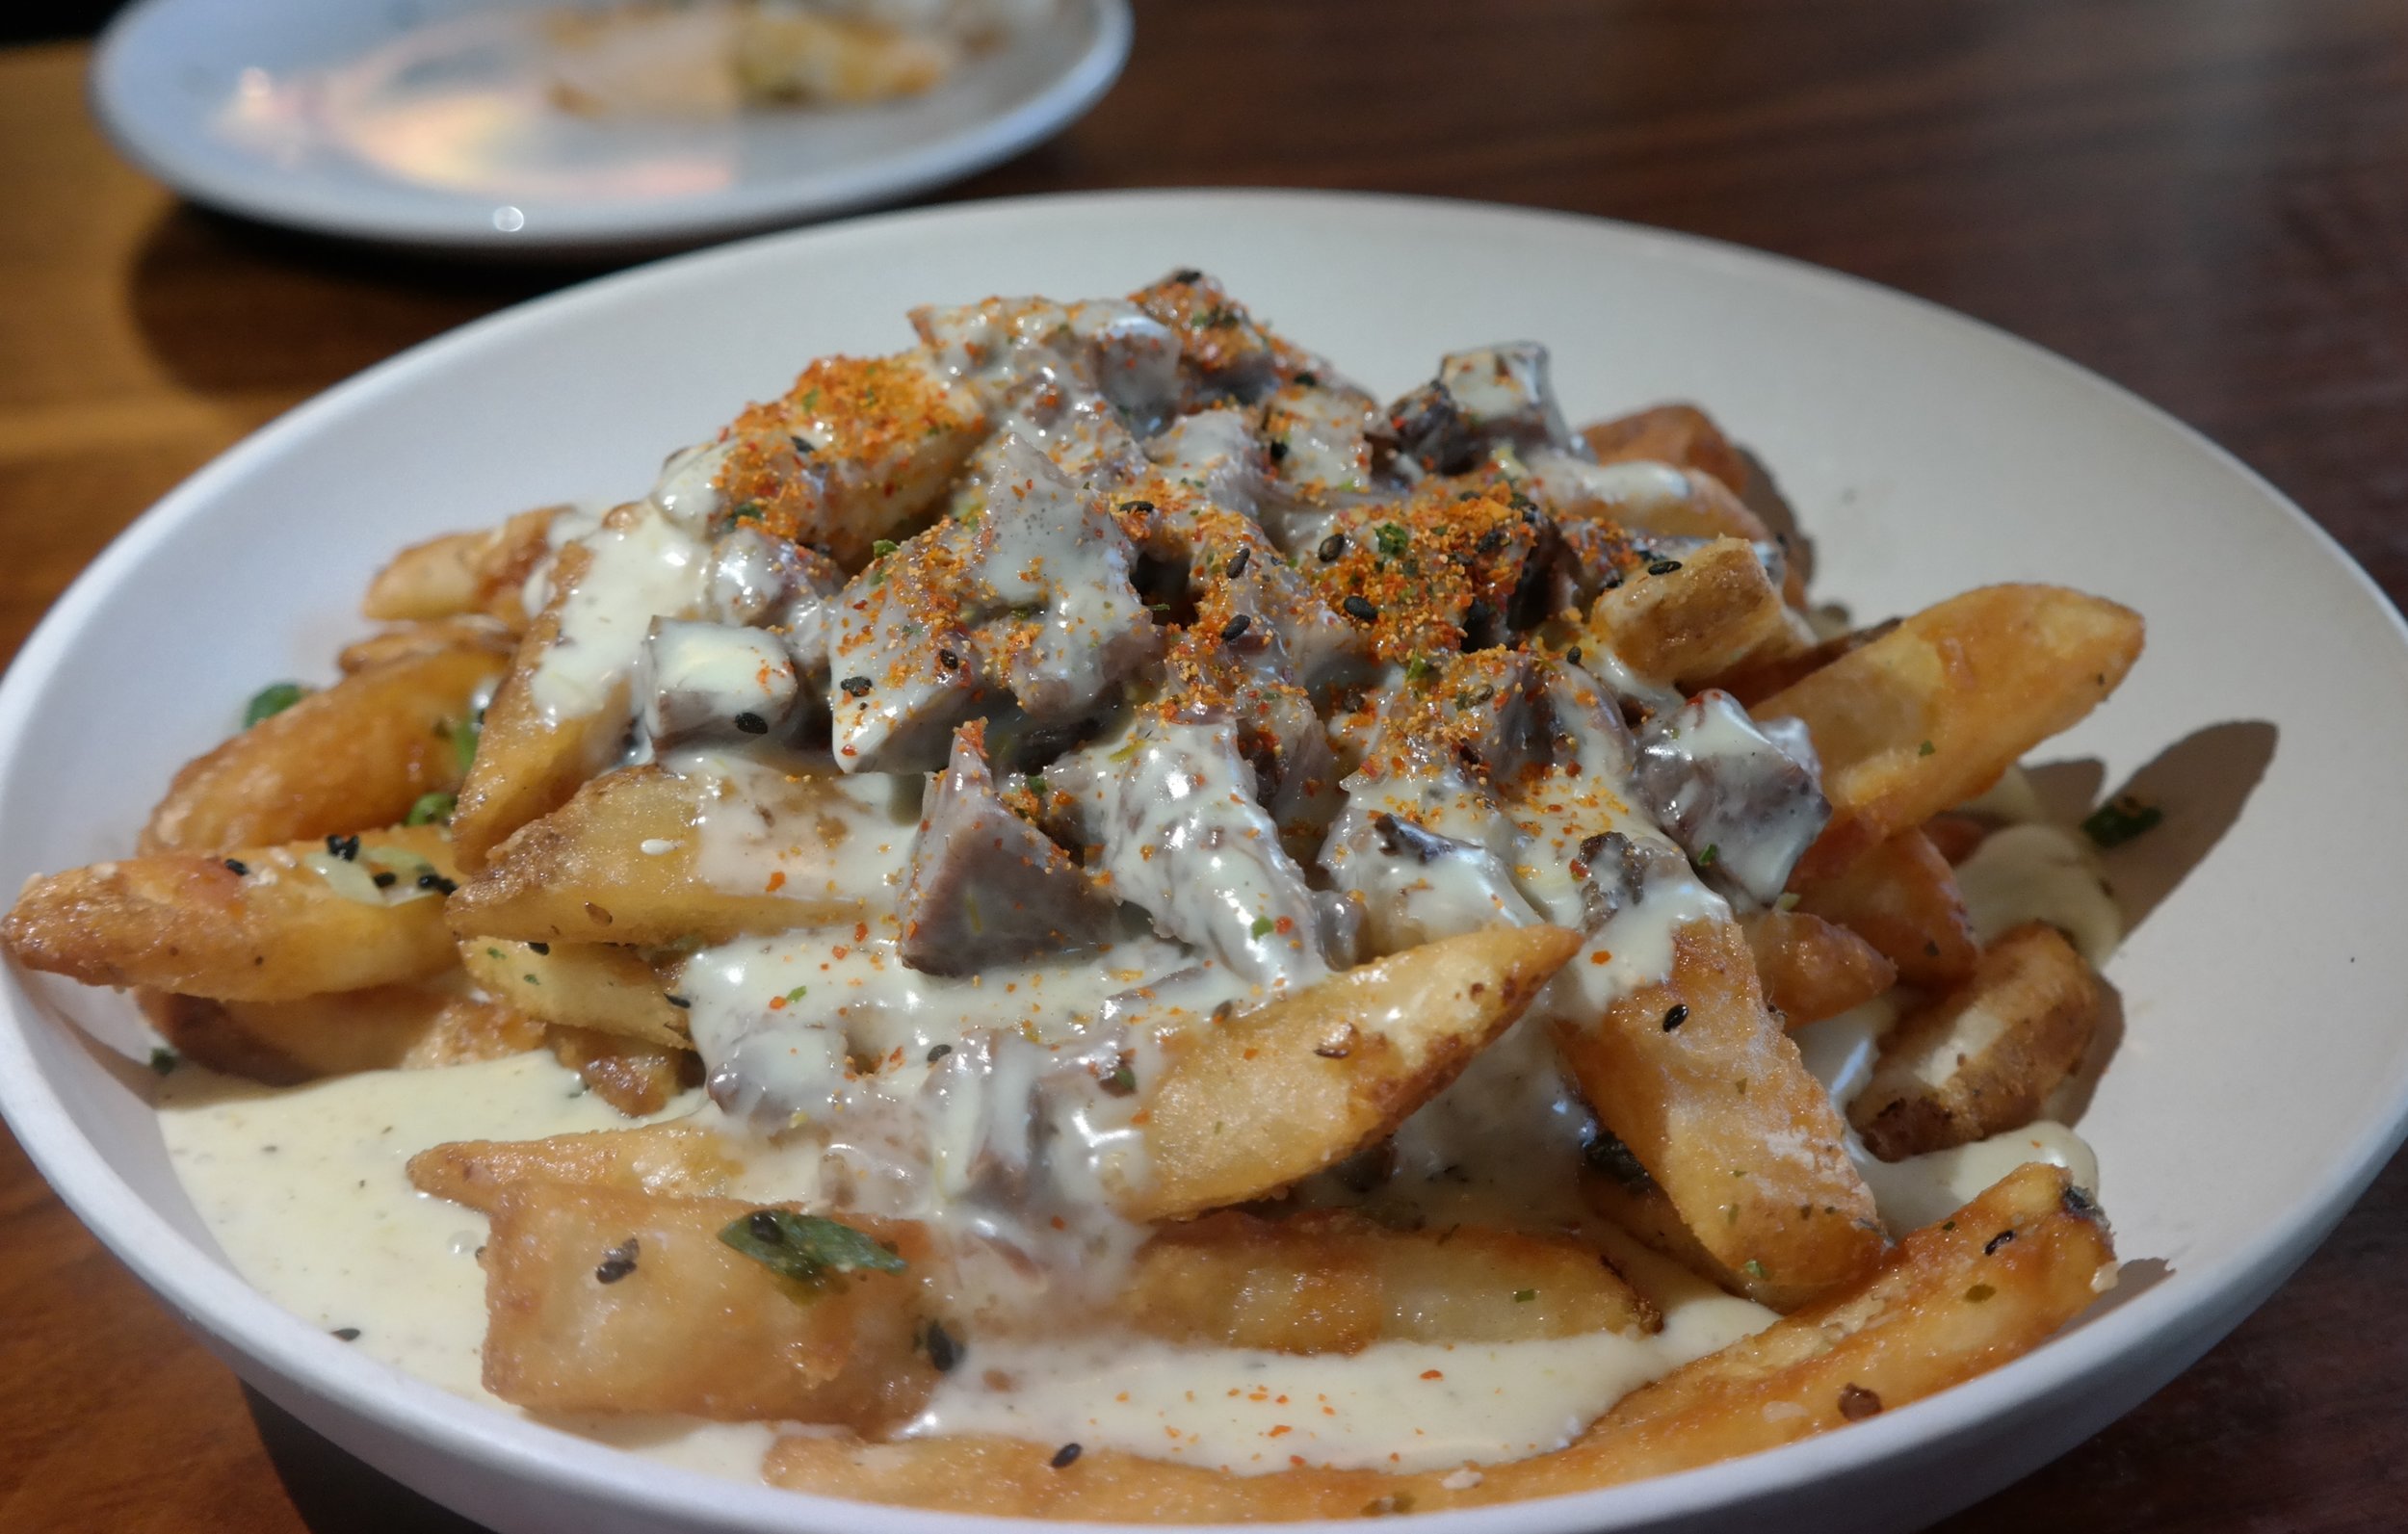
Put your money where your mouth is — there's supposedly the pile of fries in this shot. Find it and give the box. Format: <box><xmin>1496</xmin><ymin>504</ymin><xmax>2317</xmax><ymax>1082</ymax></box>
<box><xmin>2</xmin><ymin>270</ymin><xmax>2143</xmax><ymax>1519</ymax></box>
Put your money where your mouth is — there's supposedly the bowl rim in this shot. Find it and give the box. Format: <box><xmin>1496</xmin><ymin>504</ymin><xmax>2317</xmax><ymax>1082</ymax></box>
<box><xmin>85</xmin><ymin>0</ymin><xmax>1135</xmax><ymax>252</ymax></box>
<box><xmin>7</xmin><ymin>187</ymin><xmax>2408</xmax><ymax>1532</ymax></box>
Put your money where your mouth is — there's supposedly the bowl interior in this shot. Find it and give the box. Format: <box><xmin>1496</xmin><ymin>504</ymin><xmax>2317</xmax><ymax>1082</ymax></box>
<box><xmin>7</xmin><ymin>191</ymin><xmax>2408</xmax><ymax>1531</ymax></box>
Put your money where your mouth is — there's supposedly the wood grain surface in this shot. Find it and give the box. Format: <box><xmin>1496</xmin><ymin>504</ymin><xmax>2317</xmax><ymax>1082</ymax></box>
<box><xmin>4</xmin><ymin>2</ymin><xmax>2406</xmax><ymax>1528</ymax></box>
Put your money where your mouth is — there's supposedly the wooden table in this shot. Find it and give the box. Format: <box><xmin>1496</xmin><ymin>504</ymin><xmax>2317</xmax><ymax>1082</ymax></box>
<box><xmin>4</xmin><ymin>2</ymin><xmax>2405</xmax><ymax>1527</ymax></box>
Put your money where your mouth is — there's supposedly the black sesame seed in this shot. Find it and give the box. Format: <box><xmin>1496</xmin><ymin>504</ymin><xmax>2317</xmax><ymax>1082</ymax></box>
<box><xmin>748</xmin><ymin>1210</ymin><xmax>784</xmax><ymax>1243</ymax></box>
<box><xmin>371</xmin><ymin>871</ymin><xmax>397</xmax><ymax>889</ymax></box>
<box><xmin>1342</xmin><ymin>595</ymin><xmax>1379</xmax><ymax>623</ymax></box>
<box><xmin>1220</xmin><ymin>613</ymin><xmax>1252</xmax><ymax>644</ymax></box>
<box><xmin>1294</xmin><ymin>371</ymin><xmax>1319</xmax><ymax>388</ymax></box>
<box><xmin>1119</xmin><ymin>499</ymin><xmax>1155</xmax><ymax>514</ymax></box>
<box><xmin>733</xmin><ymin>711</ymin><xmax>770</xmax><ymax>735</ymax></box>
<box><xmin>666</xmin><ymin>994</ymin><xmax>692</xmax><ymax>1008</ymax></box>
<box><xmin>1318</xmin><ymin>533</ymin><xmax>1348</xmax><ymax>562</ymax></box>
<box><xmin>1603</xmin><ymin>575</ymin><xmax>1624</xmax><ymax>591</ymax></box>
<box><xmin>222</xmin><ymin>859</ymin><xmax>249</xmax><ymax>876</ymax></box>
<box><xmin>1224</xmin><ymin>548</ymin><xmax>1250</xmax><ymax>580</ymax></box>
<box><xmin>1648</xmin><ymin>559</ymin><xmax>1683</xmax><ymax>576</ymax></box>
<box><xmin>791</xmin><ymin>434</ymin><xmax>816</xmax><ymax>455</ymax></box>
<box><xmin>1268</xmin><ymin>440</ymin><xmax>1290</xmax><ymax>463</ymax></box>
<box><xmin>1050</xmin><ymin>1443</ymin><xmax>1084</xmax><ymax>1469</ymax></box>
<box><xmin>839</xmin><ymin>676</ymin><xmax>874</xmax><ymax>697</ymax></box>
<box><xmin>594</xmin><ymin>1237</ymin><xmax>640</xmax><ymax>1285</ymax></box>
<box><xmin>936</xmin><ymin>648</ymin><xmax>961</xmax><ymax>670</ymax></box>
<box><xmin>2061</xmin><ymin>1183</ymin><xmax>2097</xmax><ymax>1216</ymax></box>
<box><xmin>924</xmin><ymin>1319</ymin><xmax>960</xmax><ymax>1372</ymax></box>
<box><xmin>528</xmin><ymin>942</ymin><xmax>550</xmax><ymax>955</ymax></box>
<box><xmin>417</xmin><ymin>873</ymin><xmax>458</xmax><ymax>895</ymax></box>
<box><xmin>928</xmin><ymin>1043</ymin><xmax>953</xmax><ymax>1062</ymax></box>
<box><xmin>330</xmin><ymin>1327</ymin><xmax>361</xmax><ymax>1342</ymax></box>
<box><xmin>1983</xmin><ymin>1230</ymin><xmax>2016</xmax><ymax>1256</ymax></box>
<box><xmin>1476</xmin><ymin>528</ymin><xmax>1508</xmax><ymax>556</ymax></box>
<box><xmin>1565</xmin><ymin>646</ymin><xmax>1584</xmax><ymax>666</ymax></box>
<box><xmin>1662</xmin><ymin>1003</ymin><xmax>1689</xmax><ymax>1032</ymax></box>
<box><xmin>326</xmin><ymin>834</ymin><xmax>360</xmax><ymax>861</ymax></box>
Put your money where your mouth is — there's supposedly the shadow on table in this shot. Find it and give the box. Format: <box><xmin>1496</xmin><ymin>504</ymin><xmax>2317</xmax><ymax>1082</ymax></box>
<box><xmin>246</xmin><ymin>1386</ymin><xmax>494</xmax><ymax>1534</ymax></box>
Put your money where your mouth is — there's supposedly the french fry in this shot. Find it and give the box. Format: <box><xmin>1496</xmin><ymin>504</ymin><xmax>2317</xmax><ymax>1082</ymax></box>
<box><xmin>1580</xmin><ymin>403</ymin><xmax>1750</xmax><ymax>495</ymax></box>
<box><xmin>459</xmin><ymin>939</ymin><xmax>690</xmax><ymax>1050</ymax></box>
<box><xmin>147</xmin><ymin>984</ymin><xmax>541</xmax><ymax>1082</ymax></box>
<box><xmin>1714</xmin><ymin>618</ymin><xmax>1898</xmax><ymax>708</ymax></box>
<box><xmin>1553</xmin><ymin>919</ymin><xmax>1883</xmax><ymax>1311</ymax></box>
<box><xmin>1582</xmin><ymin>536</ymin><xmax>1793</xmax><ymax>691</ymax></box>
<box><xmin>362</xmin><ymin>506</ymin><xmax>560</xmax><ymax>626</ymax></box>
<box><xmin>337</xmin><ymin>616</ymin><xmax>517</xmax><ymax>674</ymax></box>
<box><xmin>449</xmin><ymin>542</ymin><xmax>633</xmax><ymax>871</ymax></box>
<box><xmin>1740</xmin><ymin>909</ymin><xmax>1898</xmax><ymax>1027</ymax></box>
<box><xmin>141</xmin><ymin>648</ymin><xmax>503</xmax><ymax>855</ymax></box>
<box><xmin>1121</xmin><ymin>1209</ymin><xmax>1656</xmax><ymax>1353</ymax></box>
<box><xmin>1577</xmin><ymin>1137</ymin><xmax>1754</xmax><ymax>1295</ymax></box>
<box><xmin>1793</xmin><ymin>827</ymin><xmax>1978</xmax><ymax>989</ymax></box>
<box><xmin>408</xmin><ymin>1120</ymin><xmax>740</xmax><ymax>1213</ymax></box>
<box><xmin>479</xmin><ymin>1184</ymin><xmax>935</xmax><ymax>1424</ymax></box>
<box><xmin>545</xmin><ymin>1025</ymin><xmax>696</xmax><ymax>1117</ymax></box>
<box><xmin>3</xmin><ymin>827</ymin><xmax>462</xmax><ymax>1001</ymax></box>
<box><xmin>1123</xmin><ymin>924</ymin><xmax>1583</xmax><ymax>1221</ymax></box>
<box><xmin>763</xmin><ymin>1165</ymin><xmax>2114</xmax><ymax>1519</ymax></box>
<box><xmin>1851</xmin><ymin>923</ymin><xmax>2101</xmax><ymax>1161</ymax></box>
<box><xmin>1758</xmin><ymin>585</ymin><xmax>2143</xmax><ymax>881</ymax></box>
<box><xmin>447</xmin><ymin>767</ymin><xmax>860</xmax><ymax>946</ymax></box>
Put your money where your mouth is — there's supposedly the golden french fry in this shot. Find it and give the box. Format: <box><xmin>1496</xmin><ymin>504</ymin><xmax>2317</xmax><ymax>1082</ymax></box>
<box><xmin>338</xmin><ymin>615</ymin><xmax>517</xmax><ymax>674</ymax></box>
<box><xmin>449</xmin><ymin>543</ymin><xmax>633</xmax><ymax>871</ymax></box>
<box><xmin>409</xmin><ymin>1120</ymin><xmax>740</xmax><ymax>1213</ymax></box>
<box><xmin>1582</xmin><ymin>536</ymin><xmax>1793</xmax><ymax>691</ymax></box>
<box><xmin>1124</xmin><ymin>924</ymin><xmax>1583</xmax><ymax>1222</ymax></box>
<box><xmin>148</xmin><ymin>984</ymin><xmax>541</xmax><ymax>1082</ymax></box>
<box><xmin>362</xmin><ymin>506</ymin><xmax>560</xmax><ymax>625</ymax></box>
<box><xmin>1122</xmin><ymin>1209</ymin><xmax>1656</xmax><ymax>1353</ymax></box>
<box><xmin>448</xmin><ymin>766</ymin><xmax>860</xmax><ymax>946</ymax></box>
<box><xmin>479</xmin><ymin>1184</ymin><xmax>935</xmax><ymax>1424</ymax></box>
<box><xmin>545</xmin><ymin>1024</ymin><xmax>695</xmax><ymax>1117</ymax></box>
<box><xmin>1714</xmin><ymin>618</ymin><xmax>1898</xmax><ymax>708</ymax></box>
<box><xmin>1759</xmin><ymin>585</ymin><xmax>2143</xmax><ymax>881</ymax></box>
<box><xmin>459</xmin><ymin>939</ymin><xmax>690</xmax><ymax>1050</ymax></box>
<box><xmin>141</xmin><ymin>648</ymin><xmax>503</xmax><ymax>855</ymax></box>
<box><xmin>1851</xmin><ymin>923</ymin><xmax>2101</xmax><ymax>1161</ymax></box>
<box><xmin>1793</xmin><ymin>827</ymin><xmax>1979</xmax><ymax>990</ymax></box>
<box><xmin>1553</xmin><ymin>919</ymin><xmax>1882</xmax><ymax>1311</ymax></box>
<box><xmin>1580</xmin><ymin>403</ymin><xmax>1750</xmax><ymax>495</ymax></box>
<box><xmin>764</xmin><ymin>1164</ymin><xmax>2113</xmax><ymax>1519</ymax></box>
<box><xmin>1577</xmin><ymin>1136</ymin><xmax>1754</xmax><ymax>1296</ymax></box>
<box><xmin>1739</xmin><ymin>909</ymin><xmax>1897</xmax><ymax>1028</ymax></box>
<box><xmin>4</xmin><ymin>827</ymin><xmax>461</xmax><ymax>1001</ymax></box>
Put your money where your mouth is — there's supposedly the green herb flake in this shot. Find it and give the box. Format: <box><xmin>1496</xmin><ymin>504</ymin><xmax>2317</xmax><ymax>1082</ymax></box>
<box><xmin>872</xmin><ymin>538</ymin><xmax>901</xmax><ymax>559</ymax></box>
<box><xmin>1105</xmin><ymin>1063</ymin><xmax>1139</xmax><ymax>1095</ymax></box>
<box><xmin>1741</xmin><ymin>1259</ymin><xmax>1768</xmax><ymax>1281</ymax></box>
<box><xmin>1964</xmin><ymin>1283</ymin><xmax>1996</xmax><ymax>1303</ymax></box>
<box><xmin>1698</xmin><ymin>843</ymin><xmax>1719</xmax><ymax>868</ymax></box>
<box><xmin>784</xmin><ymin>985</ymin><xmax>809</xmax><ymax>1004</ymax></box>
<box><xmin>1917</xmin><ymin>740</ymin><xmax>1936</xmax><ymax>757</ymax></box>
<box><xmin>441</xmin><ymin>715</ymin><xmax>483</xmax><ymax>775</ymax></box>
<box><xmin>1024</xmin><ymin>771</ymin><xmax>1046</xmax><ymax>797</ymax></box>
<box><xmin>1373</xmin><ymin>522</ymin><xmax>1411</xmax><ymax>559</ymax></box>
<box><xmin>719</xmin><ymin>1209</ymin><xmax>906</xmax><ymax>1291</ymax></box>
<box><xmin>406</xmin><ymin>791</ymin><xmax>457</xmax><ymax>827</ymax></box>
<box><xmin>1250</xmin><ymin>916</ymin><xmax>1275</xmax><ymax>939</ymax></box>
<box><xmin>1403</xmin><ymin>654</ymin><xmax>1433</xmax><ymax>685</ymax></box>
<box><xmin>2081</xmin><ymin>793</ymin><xmax>2163</xmax><ymax>848</ymax></box>
<box><xmin>243</xmin><ymin>682</ymin><xmax>308</xmax><ymax>729</ymax></box>
<box><xmin>148</xmin><ymin>1046</ymin><xmax>179</xmax><ymax>1077</ymax></box>
<box><xmin>1512</xmin><ymin>1288</ymin><xmax>1536</xmax><ymax>1303</ymax></box>
<box><xmin>729</xmin><ymin>501</ymin><xmax>766</xmax><ymax>525</ymax></box>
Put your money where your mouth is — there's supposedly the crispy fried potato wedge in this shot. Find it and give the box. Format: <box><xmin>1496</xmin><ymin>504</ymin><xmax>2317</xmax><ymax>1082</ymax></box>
<box><xmin>479</xmin><ymin>1184</ymin><xmax>935</xmax><ymax>1424</ymax></box>
<box><xmin>1581</xmin><ymin>403</ymin><xmax>1750</xmax><ymax>495</ymax></box>
<box><xmin>545</xmin><ymin>1025</ymin><xmax>696</xmax><ymax>1117</ymax></box>
<box><xmin>1851</xmin><ymin>923</ymin><xmax>2101</xmax><ymax>1161</ymax></box>
<box><xmin>1760</xmin><ymin>585</ymin><xmax>2143</xmax><ymax>881</ymax></box>
<box><xmin>146</xmin><ymin>984</ymin><xmax>540</xmax><ymax>1083</ymax></box>
<box><xmin>362</xmin><ymin>506</ymin><xmax>560</xmax><ymax>626</ymax></box>
<box><xmin>409</xmin><ymin>1120</ymin><xmax>740</xmax><ymax>1213</ymax></box>
<box><xmin>338</xmin><ymin>615</ymin><xmax>517</xmax><ymax>675</ymax></box>
<box><xmin>1714</xmin><ymin>618</ymin><xmax>1898</xmax><ymax>708</ymax></box>
<box><xmin>460</xmin><ymin>939</ymin><xmax>690</xmax><ymax>1050</ymax></box>
<box><xmin>1123</xmin><ymin>924</ymin><xmax>1583</xmax><ymax>1222</ymax></box>
<box><xmin>1577</xmin><ymin>1137</ymin><xmax>1755</xmax><ymax>1295</ymax></box>
<box><xmin>765</xmin><ymin>1164</ymin><xmax>2114</xmax><ymax>1519</ymax></box>
<box><xmin>1553</xmin><ymin>919</ymin><xmax>1882</xmax><ymax>1311</ymax></box>
<box><xmin>1122</xmin><ymin>1209</ymin><xmax>1656</xmax><ymax>1353</ymax></box>
<box><xmin>5</xmin><ymin>827</ymin><xmax>461</xmax><ymax>1001</ymax></box>
<box><xmin>1793</xmin><ymin>827</ymin><xmax>1979</xmax><ymax>990</ymax></box>
<box><xmin>1583</xmin><ymin>536</ymin><xmax>1793</xmax><ymax>691</ymax></box>
<box><xmin>141</xmin><ymin>649</ymin><xmax>503</xmax><ymax>855</ymax></box>
<box><xmin>448</xmin><ymin>766</ymin><xmax>861</xmax><ymax>946</ymax></box>
<box><xmin>1740</xmin><ymin>909</ymin><xmax>1898</xmax><ymax>1028</ymax></box>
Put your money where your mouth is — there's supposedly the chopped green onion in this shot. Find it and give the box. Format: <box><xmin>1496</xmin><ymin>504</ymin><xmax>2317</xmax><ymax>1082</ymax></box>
<box><xmin>406</xmin><ymin>792</ymin><xmax>457</xmax><ymax>826</ymax></box>
<box><xmin>1373</xmin><ymin>522</ymin><xmax>1410</xmax><ymax>559</ymax></box>
<box><xmin>719</xmin><ymin>1209</ymin><xmax>905</xmax><ymax>1292</ymax></box>
<box><xmin>243</xmin><ymin>682</ymin><xmax>307</xmax><ymax>728</ymax></box>
<box><xmin>1250</xmin><ymin>916</ymin><xmax>1274</xmax><ymax>939</ymax></box>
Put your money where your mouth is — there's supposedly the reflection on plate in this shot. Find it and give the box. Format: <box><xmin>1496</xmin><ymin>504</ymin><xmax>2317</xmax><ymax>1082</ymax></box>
<box><xmin>92</xmin><ymin>0</ymin><xmax>1129</xmax><ymax>250</ymax></box>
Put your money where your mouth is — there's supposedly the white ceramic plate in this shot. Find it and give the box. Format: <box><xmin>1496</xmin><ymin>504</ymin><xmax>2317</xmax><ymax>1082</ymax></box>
<box><xmin>88</xmin><ymin>0</ymin><xmax>1130</xmax><ymax>254</ymax></box>
<box><xmin>6</xmin><ymin>192</ymin><xmax>2406</xmax><ymax>1534</ymax></box>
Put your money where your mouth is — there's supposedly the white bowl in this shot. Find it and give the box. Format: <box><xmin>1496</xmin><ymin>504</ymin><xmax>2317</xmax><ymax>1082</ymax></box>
<box><xmin>6</xmin><ymin>191</ymin><xmax>2405</xmax><ymax>1534</ymax></box>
